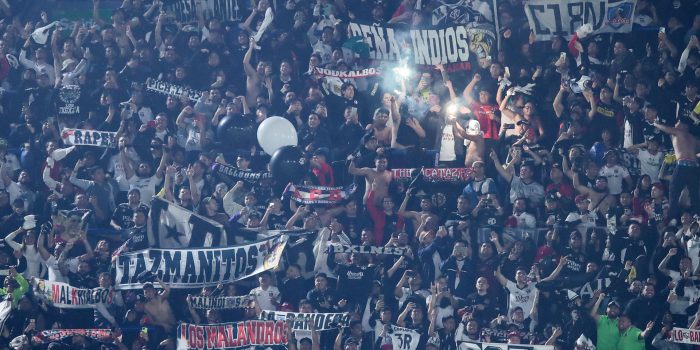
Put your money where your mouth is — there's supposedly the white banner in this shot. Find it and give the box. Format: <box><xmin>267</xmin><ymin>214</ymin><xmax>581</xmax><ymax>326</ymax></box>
<box><xmin>671</xmin><ymin>327</ymin><xmax>700</xmax><ymax>345</ymax></box>
<box><xmin>459</xmin><ymin>342</ymin><xmax>553</xmax><ymax>350</ymax></box>
<box><xmin>188</xmin><ymin>295</ymin><xmax>252</xmax><ymax>309</ymax></box>
<box><xmin>32</xmin><ymin>279</ymin><xmax>115</xmax><ymax>308</ymax></box>
<box><xmin>525</xmin><ymin>0</ymin><xmax>637</xmax><ymax>41</ymax></box>
<box><xmin>115</xmin><ymin>236</ymin><xmax>286</xmax><ymax>289</ymax></box>
<box><xmin>61</xmin><ymin>128</ymin><xmax>116</xmax><ymax>147</ymax></box>
<box><xmin>260</xmin><ymin>310</ymin><xmax>350</xmax><ymax>331</ymax></box>
<box><xmin>389</xmin><ymin>326</ymin><xmax>421</xmax><ymax>350</ymax></box>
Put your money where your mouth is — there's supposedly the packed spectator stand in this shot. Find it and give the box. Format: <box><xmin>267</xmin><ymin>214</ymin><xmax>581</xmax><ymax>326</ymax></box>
<box><xmin>0</xmin><ymin>0</ymin><xmax>699</xmax><ymax>349</ymax></box>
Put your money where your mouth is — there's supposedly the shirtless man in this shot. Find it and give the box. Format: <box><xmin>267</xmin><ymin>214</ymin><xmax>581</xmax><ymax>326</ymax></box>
<box><xmin>348</xmin><ymin>154</ymin><xmax>393</xmax><ymax>205</ymax></box>
<box><xmin>398</xmin><ymin>188</ymin><xmax>438</xmax><ymax>234</ymax></box>
<box><xmin>654</xmin><ymin>118</ymin><xmax>700</xmax><ymax>221</ymax></box>
<box><xmin>367</xmin><ymin>107</ymin><xmax>393</xmax><ymax>147</ymax></box>
<box><xmin>242</xmin><ymin>37</ymin><xmax>269</xmax><ymax>106</ymax></box>
<box><xmin>143</xmin><ymin>279</ymin><xmax>176</xmax><ymax>338</ymax></box>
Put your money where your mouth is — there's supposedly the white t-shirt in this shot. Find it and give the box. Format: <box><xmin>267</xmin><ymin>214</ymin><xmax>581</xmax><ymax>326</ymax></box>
<box><xmin>598</xmin><ymin>165</ymin><xmax>629</xmax><ymax>195</ymax></box>
<box><xmin>249</xmin><ymin>286</ymin><xmax>280</xmax><ymax>311</ymax></box>
<box><xmin>687</xmin><ymin>237</ymin><xmax>700</xmax><ymax>272</ymax></box>
<box><xmin>127</xmin><ymin>175</ymin><xmax>162</xmax><ymax>206</ymax></box>
<box><xmin>439</xmin><ymin>125</ymin><xmax>456</xmax><ymax>162</ymax></box>
<box><xmin>505</xmin><ymin>281</ymin><xmax>537</xmax><ymax>318</ymax></box>
<box><xmin>637</xmin><ymin>149</ymin><xmax>664</xmax><ymax>183</ymax></box>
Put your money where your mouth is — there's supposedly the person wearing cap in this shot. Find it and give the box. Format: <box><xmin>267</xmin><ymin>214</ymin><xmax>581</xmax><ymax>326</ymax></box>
<box><xmin>565</xmin><ymin>194</ymin><xmax>598</xmax><ymax>239</ymax></box>
<box><xmin>310</xmin><ymin>147</ymin><xmax>334</xmax><ymax>186</ymax></box>
<box><xmin>626</xmin><ymin>136</ymin><xmax>664</xmax><ymax>183</ymax></box>
<box><xmin>598</xmin><ymin>150</ymin><xmax>632</xmax><ymax>195</ymax></box>
<box><xmin>590</xmin><ymin>291</ymin><xmax>621</xmax><ymax>350</ymax></box>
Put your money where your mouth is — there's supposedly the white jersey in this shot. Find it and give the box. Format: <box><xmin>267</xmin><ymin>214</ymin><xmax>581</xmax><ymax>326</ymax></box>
<box><xmin>505</xmin><ymin>281</ymin><xmax>537</xmax><ymax>318</ymax></box>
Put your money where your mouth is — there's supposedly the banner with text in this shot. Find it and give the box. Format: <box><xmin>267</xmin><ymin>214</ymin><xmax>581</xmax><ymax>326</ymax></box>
<box><xmin>347</xmin><ymin>21</ymin><xmax>495</xmax><ymax>67</ymax></box>
<box><xmin>146</xmin><ymin>78</ymin><xmax>203</xmax><ymax>102</ymax></box>
<box><xmin>115</xmin><ymin>236</ymin><xmax>287</xmax><ymax>289</ymax></box>
<box><xmin>284</xmin><ymin>183</ymin><xmax>357</xmax><ymax>205</ymax></box>
<box><xmin>177</xmin><ymin>320</ymin><xmax>288</xmax><ymax>350</ymax></box>
<box><xmin>212</xmin><ymin>162</ymin><xmax>273</xmax><ymax>187</ymax></box>
<box><xmin>671</xmin><ymin>327</ymin><xmax>700</xmax><ymax>345</ymax></box>
<box><xmin>61</xmin><ymin>128</ymin><xmax>116</xmax><ymax>147</ymax></box>
<box><xmin>314</xmin><ymin>67</ymin><xmax>381</xmax><ymax>78</ymax></box>
<box><xmin>189</xmin><ymin>295</ymin><xmax>252</xmax><ymax>309</ymax></box>
<box><xmin>525</xmin><ymin>0</ymin><xmax>637</xmax><ymax>41</ymax></box>
<box><xmin>458</xmin><ymin>342</ymin><xmax>553</xmax><ymax>350</ymax></box>
<box><xmin>260</xmin><ymin>311</ymin><xmax>350</xmax><ymax>331</ymax></box>
<box><xmin>392</xmin><ymin>167</ymin><xmax>473</xmax><ymax>183</ymax></box>
<box><xmin>331</xmin><ymin>244</ymin><xmax>408</xmax><ymax>256</ymax></box>
<box><xmin>32</xmin><ymin>279</ymin><xmax>115</xmax><ymax>308</ymax></box>
<box><xmin>165</xmin><ymin>0</ymin><xmax>248</xmax><ymax>23</ymax></box>
<box><xmin>32</xmin><ymin>329</ymin><xmax>113</xmax><ymax>344</ymax></box>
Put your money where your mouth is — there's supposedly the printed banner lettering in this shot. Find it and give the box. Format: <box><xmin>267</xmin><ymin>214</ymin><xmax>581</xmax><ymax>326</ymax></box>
<box><xmin>32</xmin><ymin>279</ymin><xmax>114</xmax><ymax>308</ymax></box>
<box><xmin>212</xmin><ymin>162</ymin><xmax>273</xmax><ymax>187</ymax></box>
<box><xmin>58</xmin><ymin>85</ymin><xmax>81</xmax><ymax>117</ymax></box>
<box><xmin>146</xmin><ymin>78</ymin><xmax>203</xmax><ymax>102</ymax></box>
<box><xmin>189</xmin><ymin>296</ymin><xmax>252</xmax><ymax>309</ymax></box>
<box><xmin>165</xmin><ymin>0</ymin><xmax>247</xmax><ymax>23</ymax></box>
<box><xmin>347</xmin><ymin>21</ymin><xmax>494</xmax><ymax>66</ymax></box>
<box><xmin>260</xmin><ymin>311</ymin><xmax>350</xmax><ymax>331</ymax></box>
<box><xmin>61</xmin><ymin>128</ymin><xmax>116</xmax><ymax>147</ymax></box>
<box><xmin>331</xmin><ymin>244</ymin><xmax>408</xmax><ymax>256</ymax></box>
<box><xmin>285</xmin><ymin>183</ymin><xmax>356</xmax><ymax>205</ymax></box>
<box><xmin>115</xmin><ymin>236</ymin><xmax>286</xmax><ymax>289</ymax></box>
<box><xmin>671</xmin><ymin>327</ymin><xmax>700</xmax><ymax>345</ymax></box>
<box><xmin>314</xmin><ymin>67</ymin><xmax>381</xmax><ymax>78</ymax></box>
<box><xmin>525</xmin><ymin>0</ymin><xmax>637</xmax><ymax>41</ymax></box>
<box><xmin>32</xmin><ymin>329</ymin><xmax>113</xmax><ymax>344</ymax></box>
<box><xmin>392</xmin><ymin>167</ymin><xmax>473</xmax><ymax>183</ymax></box>
<box><xmin>389</xmin><ymin>325</ymin><xmax>420</xmax><ymax>350</ymax></box>
<box><xmin>177</xmin><ymin>320</ymin><xmax>288</xmax><ymax>350</ymax></box>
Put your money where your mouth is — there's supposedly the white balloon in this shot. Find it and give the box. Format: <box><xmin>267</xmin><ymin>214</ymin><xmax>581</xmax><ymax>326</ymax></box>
<box><xmin>256</xmin><ymin>116</ymin><xmax>298</xmax><ymax>155</ymax></box>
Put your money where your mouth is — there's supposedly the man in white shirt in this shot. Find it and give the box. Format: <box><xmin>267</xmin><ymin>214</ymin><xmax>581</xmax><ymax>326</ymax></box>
<box><xmin>249</xmin><ymin>271</ymin><xmax>280</xmax><ymax>311</ymax></box>
<box><xmin>627</xmin><ymin>136</ymin><xmax>664</xmax><ymax>183</ymax></box>
<box><xmin>120</xmin><ymin>145</ymin><xmax>166</xmax><ymax>206</ymax></box>
<box><xmin>495</xmin><ymin>266</ymin><xmax>537</xmax><ymax>318</ymax></box>
<box><xmin>598</xmin><ymin>150</ymin><xmax>633</xmax><ymax>195</ymax></box>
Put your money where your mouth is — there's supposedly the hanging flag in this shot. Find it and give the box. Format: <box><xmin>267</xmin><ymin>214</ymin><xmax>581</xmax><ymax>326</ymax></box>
<box><xmin>284</xmin><ymin>183</ymin><xmax>356</xmax><ymax>205</ymax></box>
<box><xmin>61</xmin><ymin>128</ymin><xmax>116</xmax><ymax>147</ymax></box>
<box><xmin>149</xmin><ymin>197</ymin><xmax>227</xmax><ymax>249</ymax></box>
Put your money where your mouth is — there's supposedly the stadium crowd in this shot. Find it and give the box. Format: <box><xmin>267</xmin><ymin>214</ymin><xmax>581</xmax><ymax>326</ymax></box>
<box><xmin>0</xmin><ymin>0</ymin><xmax>699</xmax><ymax>349</ymax></box>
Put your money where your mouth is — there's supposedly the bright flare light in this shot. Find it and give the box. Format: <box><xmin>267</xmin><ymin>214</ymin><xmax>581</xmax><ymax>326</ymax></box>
<box><xmin>446</xmin><ymin>103</ymin><xmax>459</xmax><ymax>115</ymax></box>
<box><xmin>392</xmin><ymin>64</ymin><xmax>412</xmax><ymax>79</ymax></box>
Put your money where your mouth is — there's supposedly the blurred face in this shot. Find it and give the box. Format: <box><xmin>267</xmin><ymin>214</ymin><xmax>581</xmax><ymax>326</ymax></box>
<box><xmin>618</xmin><ymin>316</ymin><xmax>631</xmax><ymax>331</ymax></box>
<box><xmin>382</xmin><ymin>197</ymin><xmax>394</xmax><ymax>211</ymax></box>
<box><xmin>642</xmin><ymin>285</ymin><xmax>655</xmax><ymax>298</ymax></box>
<box><xmin>308</xmin><ymin>114</ymin><xmax>320</xmax><ymax>128</ymax></box>
<box><xmin>476</xmin><ymin>277</ymin><xmax>488</xmax><ymax>292</ymax></box>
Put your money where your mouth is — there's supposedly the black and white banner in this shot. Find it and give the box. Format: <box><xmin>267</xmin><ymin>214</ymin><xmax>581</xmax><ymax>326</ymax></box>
<box><xmin>330</xmin><ymin>244</ymin><xmax>408</xmax><ymax>256</ymax></box>
<box><xmin>149</xmin><ymin>197</ymin><xmax>227</xmax><ymax>249</ymax></box>
<box><xmin>32</xmin><ymin>279</ymin><xmax>116</xmax><ymax>308</ymax></box>
<box><xmin>459</xmin><ymin>342</ymin><xmax>553</xmax><ymax>350</ymax></box>
<box><xmin>525</xmin><ymin>0</ymin><xmax>637</xmax><ymax>41</ymax></box>
<box><xmin>347</xmin><ymin>21</ymin><xmax>495</xmax><ymax>66</ymax></box>
<box><xmin>389</xmin><ymin>325</ymin><xmax>421</xmax><ymax>350</ymax></box>
<box><xmin>61</xmin><ymin>128</ymin><xmax>116</xmax><ymax>147</ymax></box>
<box><xmin>57</xmin><ymin>85</ymin><xmax>81</xmax><ymax>117</ymax></box>
<box><xmin>145</xmin><ymin>78</ymin><xmax>203</xmax><ymax>102</ymax></box>
<box><xmin>392</xmin><ymin>167</ymin><xmax>474</xmax><ymax>183</ymax></box>
<box><xmin>212</xmin><ymin>162</ymin><xmax>273</xmax><ymax>187</ymax></box>
<box><xmin>115</xmin><ymin>236</ymin><xmax>287</xmax><ymax>289</ymax></box>
<box><xmin>314</xmin><ymin>67</ymin><xmax>381</xmax><ymax>78</ymax></box>
<box><xmin>165</xmin><ymin>0</ymin><xmax>248</xmax><ymax>23</ymax></box>
<box><xmin>285</xmin><ymin>183</ymin><xmax>357</xmax><ymax>205</ymax></box>
<box><xmin>260</xmin><ymin>311</ymin><xmax>350</xmax><ymax>331</ymax></box>
<box><xmin>188</xmin><ymin>295</ymin><xmax>251</xmax><ymax>309</ymax></box>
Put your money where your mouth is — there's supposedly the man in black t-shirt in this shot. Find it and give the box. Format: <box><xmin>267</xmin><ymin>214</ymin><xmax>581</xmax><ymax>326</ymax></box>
<box><xmin>111</xmin><ymin>188</ymin><xmax>149</xmax><ymax>233</ymax></box>
<box><xmin>126</xmin><ymin>207</ymin><xmax>150</xmax><ymax>251</ymax></box>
